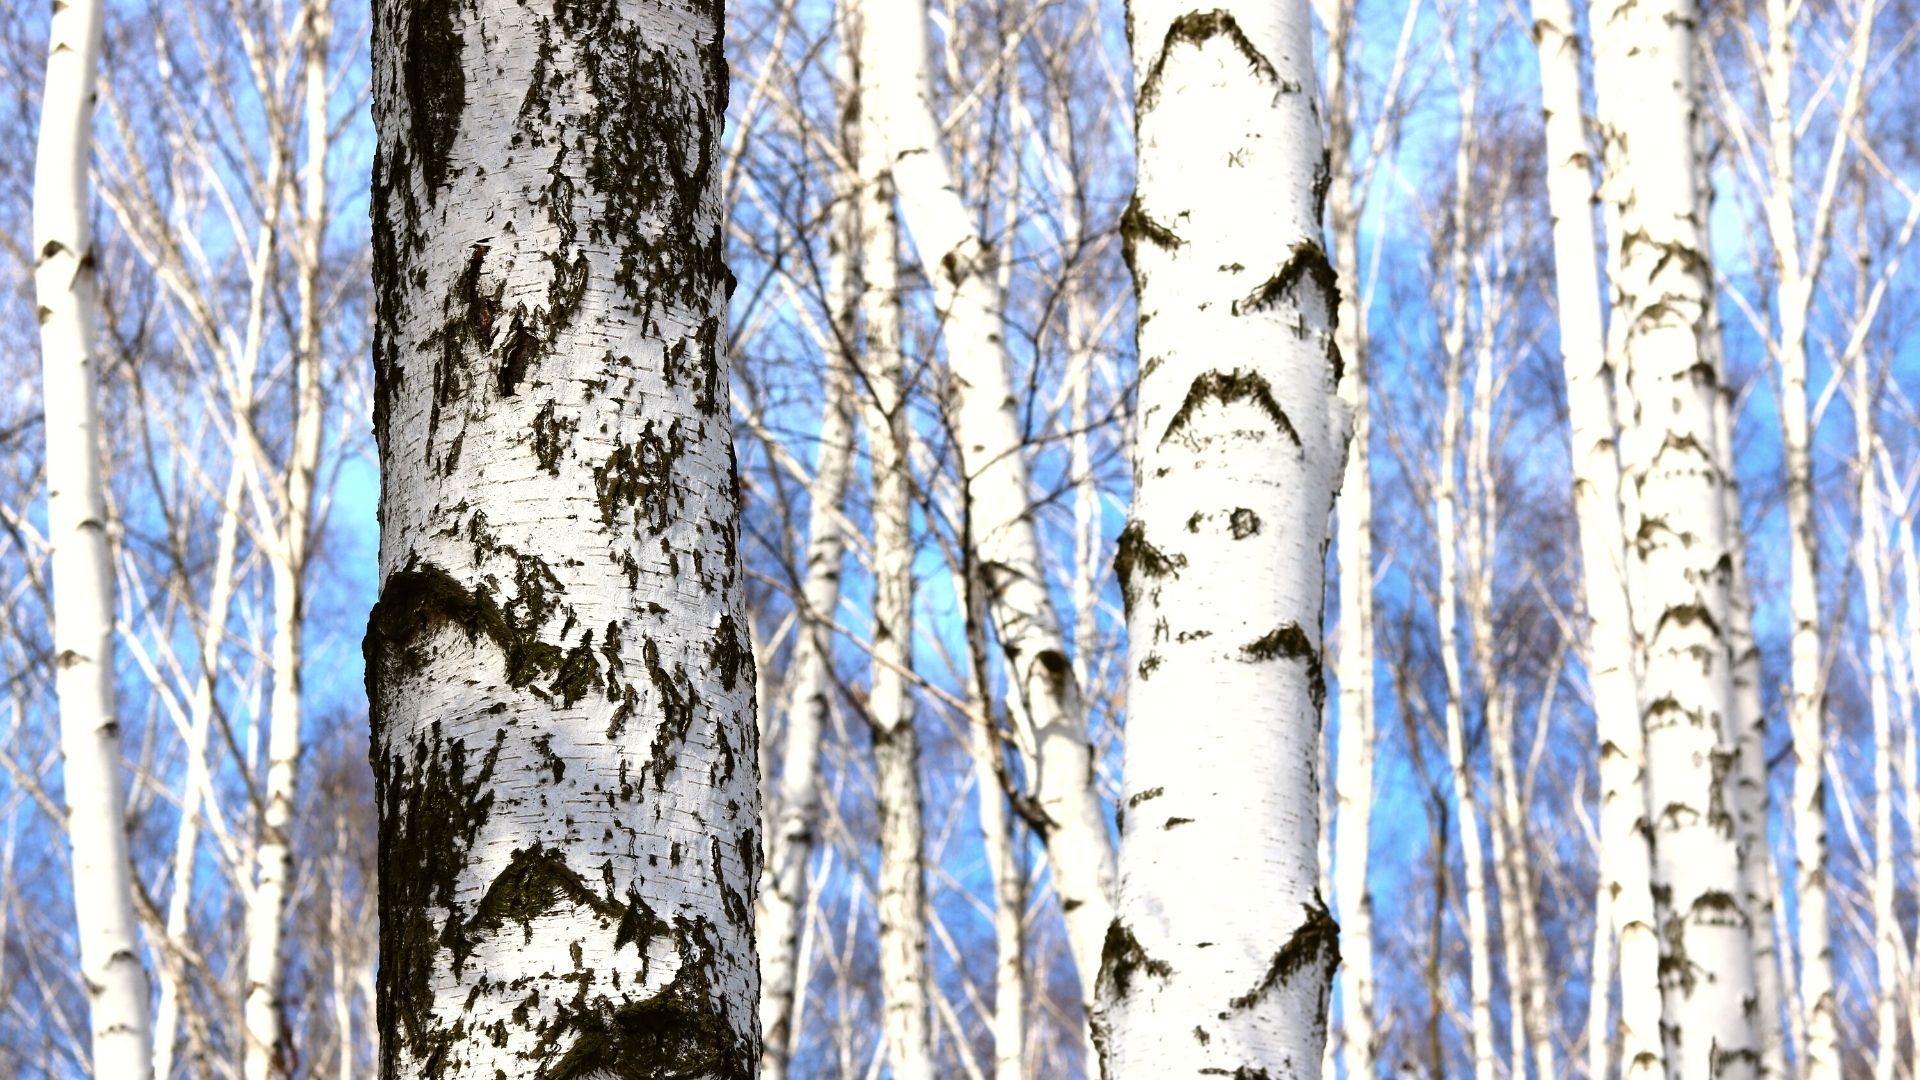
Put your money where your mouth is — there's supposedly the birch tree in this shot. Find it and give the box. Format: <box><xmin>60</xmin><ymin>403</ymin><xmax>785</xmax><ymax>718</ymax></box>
<box><xmin>1096</xmin><ymin>0</ymin><xmax>1346</xmax><ymax>1073</ymax></box>
<box><xmin>1589</xmin><ymin>0</ymin><xmax>1763</xmax><ymax>1069</ymax></box>
<box><xmin>854</xmin><ymin>0</ymin><xmax>1118</xmax><ymax>1002</ymax></box>
<box><xmin>851</xmin><ymin>8</ymin><xmax>935</xmax><ymax>1065</ymax></box>
<box><xmin>32</xmin><ymin>0</ymin><xmax>155</xmax><ymax>1073</ymax></box>
<box><xmin>757</xmin><ymin>44</ymin><xmax>860</xmax><ymax>1080</ymax></box>
<box><xmin>1524</xmin><ymin>0</ymin><xmax>1667</xmax><ymax>1072</ymax></box>
<box><xmin>366</xmin><ymin>1</ymin><xmax>758</xmax><ymax>1076</ymax></box>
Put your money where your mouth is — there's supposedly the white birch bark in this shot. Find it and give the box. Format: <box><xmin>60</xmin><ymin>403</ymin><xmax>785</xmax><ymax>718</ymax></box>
<box><xmin>845</xmin><ymin>30</ymin><xmax>935</xmax><ymax>1069</ymax></box>
<box><xmin>1525</xmin><ymin>1</ymin><xmax>1668</xmax><ymax>1073</ymax></box>
<box><xmin>853</xmin><ymin>0</ymin><xmax>1118</xmax><ymax>999</ymax></box>
<box><xmin>973</xmin><ymin>714</ymin><xmax>1025</xmax><ymax>1080</ymax></box>
<box><xmin>33</xmin><ymin>0</ymin><xmax>156</xmax><ymax>1073</ymax></box>
<box><xmin>1856</xmin><ymin>355</ymin><xmax>1898</xmax><ymax>1080</ymax></box>
<box><xmin>1321</xmin><ymin>1</ymin><xmax>1378</xmax><ymax>1071</ymax></box>
<box><xmin>757</xmin><ymin>58</ymin><xmax>861</xmax><ymax>1077</ymax></box>
<box><xmin>1590</xmin><ymin>0</ymin><xmax>1762</xmax><ymax>1069</ymax></box>
<box><xmin>1759</xmin><ymin>4</ymin><xmax>1838</xmax><ymax>1063</ymax></box>
<box><xmin>244</xmin><ymin>3</ymin><xmax>333</xmax><ymax>1073</ymax></box>
<box><xmin>1436</xmin><ymin>175</ymin><xmax>1495</xmax><ymax>1080</ymax></box>
<box><xmin>153</xmin><ymin>467</ymin><xmax>243</xmax><ymax>1080</ymax></box>
<box><xmin>1095</xmin><ymin>2</ymin><xmax>1345</xmax><ymax>1073</ymax></box>
<box><xmin>366</xmin><ymin>1</ymin><xmax>758</xmax><ymax>1075</ymax></box>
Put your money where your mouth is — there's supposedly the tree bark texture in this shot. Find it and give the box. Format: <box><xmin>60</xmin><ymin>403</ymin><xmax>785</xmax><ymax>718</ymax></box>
<box><xmin>1096</xmin><ymin>2</ymin><xmax>1346</xmax><ymax>1074</ymax></box>
<box><xmin>1590</xmin><ymin>0</ymin><xmax>1763</xmax><ymax>1069</ymax></box>
<box><xmin>366</xmin><ymin>2</ymin><xmax>757</xmax><ymax>1076</ymax></box>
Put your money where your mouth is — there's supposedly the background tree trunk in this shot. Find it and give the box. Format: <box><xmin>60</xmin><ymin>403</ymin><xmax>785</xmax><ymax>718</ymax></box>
<box><xmin>1590</xmin><ymin>0</ymin><xmax>1763</xmax><ymax>1070</ymax></box>
<box><xmin>33</xmin><ymin>0</ymin><xmax>156</xmax><ymax>1074</ymax></box>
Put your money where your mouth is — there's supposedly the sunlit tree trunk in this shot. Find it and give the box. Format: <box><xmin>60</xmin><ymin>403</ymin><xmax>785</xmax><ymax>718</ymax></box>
<box><xmin>1435</xmin><ymin>50</ymin><xmax>1496</xmax><ymax>1078</ymax></box>
<box><xmin>1759</xmin><ymin>6</ymin><xmax>1837</xmax><ymax>1068</ymax></box>
<box><xmin>1095</xmin><ymin>2</ymin><xmax>1345</xmax><ymax>1073</ymax></box>
<box><xmin>33</xmin><ymin>0</ymin><xmax>156</xmax><ymax>1074</ymax></box>
<box><xmin>757</xmin><ymin>44</ymin><xmax>861</xmax><ymax>1077</ymax></box>
<box><xmin>1590</xmin><ymin>0</ymin><xmax>1762</xmax><ymax>1070</ymax></box>
<box><xmin>366</xmin><ymin>1</ymin><xmax>758</xmax><ymax>1076</ymax></box>
<box><xmin>244</xmin><ymin>3</ymin><xmax>333</xmax><ymax>1073</ymax></box>
<box><xmin>856</xmin><ymin>0</ymin><xmax>1117</xmax><ymax>999</ymax></box>
<box><xmin>845</xmin><ymin>18</ymin><xmax>936</xmax><ymax>1067</ymax></box>
<box><xmin>1319</xmin><ymin>0</ymin><xmax>1378</xmax><ymax>1072</ymax></box>
<box><xmin>1525</xmin><ymin>1</ymin><xmax>1666</xmax><ymax>1073</ymax></box>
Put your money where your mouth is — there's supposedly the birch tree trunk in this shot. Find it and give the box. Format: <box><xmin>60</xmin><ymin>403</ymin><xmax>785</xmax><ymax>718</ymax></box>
<box><xmin>1525</xmin><ymin>2</ymin><xmax>1668</xmax><ymax>1074</ymax></box>
<box><xmin>244</xmin><ymin>3</ymin><xmax>334</xmax><ymax>1073</ymax></box>
<box><xmin>845</xmin><ymin>26</ymin><xmax>935</xmax><ymax>1069</ymax></box>
<box><xmin>757</xmin><ymin>58</ymin><xmax>861</xmax><ymax>1077</ymax></box>
<box><xmin>1320</xmin><ymin>1</ymin><xmax>1378</xmax><ymax>1071</ymax></box>
<box><xmin>1590</xmin><ymin>0</ymin><xmax>1762</xmax><ymax>1069</ymax></box>
<box><xmin>33</xmin><ymin>0</ymin><xmax>157</xmax><ymax>1074</ymax></box>
<box><xmin>366</xmin><ymin>2</ymin><xmax>758</xmax><ymax>1076</ymax></box>
<box><xmin>1759</xmin><ymin>3</ymin><xmax>1839</xmax><ymax>1065</ymax></box>
<box><xmin>153</xmin><ymin>468</ymin><xmax>243</xmax><ymax>1080</ymax></box>
<box><xmin>1096</xmin><ymin>2</ymin><xmax>1345</xmax><ymax>1073</ymax></box>
<box><xmin>1856</xmin><ymin>350</ymin><xmax>1898</xmax><ymax>1080</ymax></box>
<box><xmin>854</xmin><ymin>0</ymin><xmax>1118</xmax><ymax>999</ymax></box>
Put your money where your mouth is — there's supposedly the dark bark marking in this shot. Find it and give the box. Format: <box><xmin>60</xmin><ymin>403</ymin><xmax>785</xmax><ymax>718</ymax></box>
<box><xmin>404</xmin><ymin>0</ymin><xmax>465</xmax><ymax>201</ymax></box>
<box><xmin>1138</xmin><ymin>10</ymin><xmax>1279</xmax><ymax>113</ymax></box>
<box><xmin>1226</xmin><ymin>898</ymin><xmax>1340</xmax><ymax>1010</ymax></box>
<box><xmin>1232</xmin><ymin>240</ymin><xmax>1338</xmax><ymax>324</ymax></box>
<box><xmin>1115</xmin><ymin>522</ymin><xmax>1189</xmax><ymax>617</ymax></box>
<box><xmin>1097</xmin><ymin>921</ymin><xmax>1173</xmax><ymax>1002</ymax></box>
<box><xmin>1161</xmin><ymin>369</ymin><xmax>1301</xmax><ymax>449</ymax></box>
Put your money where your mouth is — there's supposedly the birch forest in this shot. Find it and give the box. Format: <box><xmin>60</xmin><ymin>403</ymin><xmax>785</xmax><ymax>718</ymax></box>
<box><xmin>3</xmin><ymin>0</ymin><xmax>1920</xmax><ymax>1074</ymax></box>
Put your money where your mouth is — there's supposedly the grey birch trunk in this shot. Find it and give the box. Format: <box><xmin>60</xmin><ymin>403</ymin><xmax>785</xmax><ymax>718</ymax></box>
<box><xmin>244</xmin><ymin>4</ymin><xmax>334</xmax><ymax>1073</ymax></box>
<box><xmin>1096</xmin><ymin>1</ymin><xmax>1345</xmax><ymax>1073</ymax></box>
<box><xmin>33</xmin><ymin>0</ymin><xmax>157</xmax><ymax>1073</ymax></box>
<box><xmin>1322</xmin><ymin>1</ymin><xmax>1378</xmax><ymax>1071</ymax></box>
<box><xmin>1525</xmin><ymin>1</ymin><xmax>1668</xmax><ymax>1072</ymax></box>
<box><xmin>366</xmin><ymin>2</ymin><xmax>758</xmax><ymax>1076</ymax></box>
<box><xmin>855</xmin><ymin>0</ymin><xmax>1118</xmax><ymax>1000</ymax></box>
<box><xmin>756</xmin><ymin>52</ymin><xmax>861</xmax><ymax>1075</ymax></box>
<box><xmin>1590</xmin><ymin>0</ymin><xmax>1762</xmax><ymax>1069</ymax></box>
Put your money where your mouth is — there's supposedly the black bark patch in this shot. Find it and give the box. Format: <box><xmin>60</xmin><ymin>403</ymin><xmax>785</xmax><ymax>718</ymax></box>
<box><xmin>1232</xmin><ymin>240</ymin><xmax>1339</xmax><ymax>323</ymax></box>
<box><xmin>530</xmin><ymin>400</ymin><xmax>578</xmax><ymax>476</ymax></box>
<box><xmin>450</xmin><ymin>844</ymin><xmax>622</xmax><ymax>970</ymax></box>
<box><xmin>1229</xmin><ymin>508</ymin><xmax>1261</xmax><ymax>539</ymax></box>
<box><xmin>1115</xmin><ymin>522</ymin><xmax>1188</xmax><ymax>617</ymax></box>
<box><xmin>540</xmin><ymin>916</ymin><xmax>751</xmax><ymax>1080</ymax></box>
<box><xmin>1227</xmin><ymin>898</ymin><xmax>1341</xmax><ymax>1010</ymax></box>
<box><xmin>1241</xmin><ymin>623</ymin><xmax>1327</xmax><ymax>710</ymax></box>
<box><xmin>404</xmin><ymin>0</ymin><xmax>465</xmax><ymax>201</ymax></box>
<box><xmin>1139</xmin><ymin>10</ymin><xmax>1279</xmax><ymax>112</ymax></box>
<box><xmin>1160</xmin><ymin>369</ymin><xmax>1302</xmax><ymax>449</ymax></box>
<box><xmin>593</xmin><ymin>419</ymin><xmax>688</xmax><ymax>533</ymax></box>
<box><xmin>364</xmin><ymin>561</ymin><xmax>569</xmax><ymax>698</ymax></box>
<box><xmin>642</xmin><ymin>638</ymin><xmax>697</xmax><ymax>789</ymax></box>
<box><xmin>370</xmin><ymin>722</ymin><xmax>504</xmax><ymax>1069</ymax></box>
<box><xmin>1097</xmin><ymin>921</ymin><xmax>1173</xmax><ymax>1002</ymax></box>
